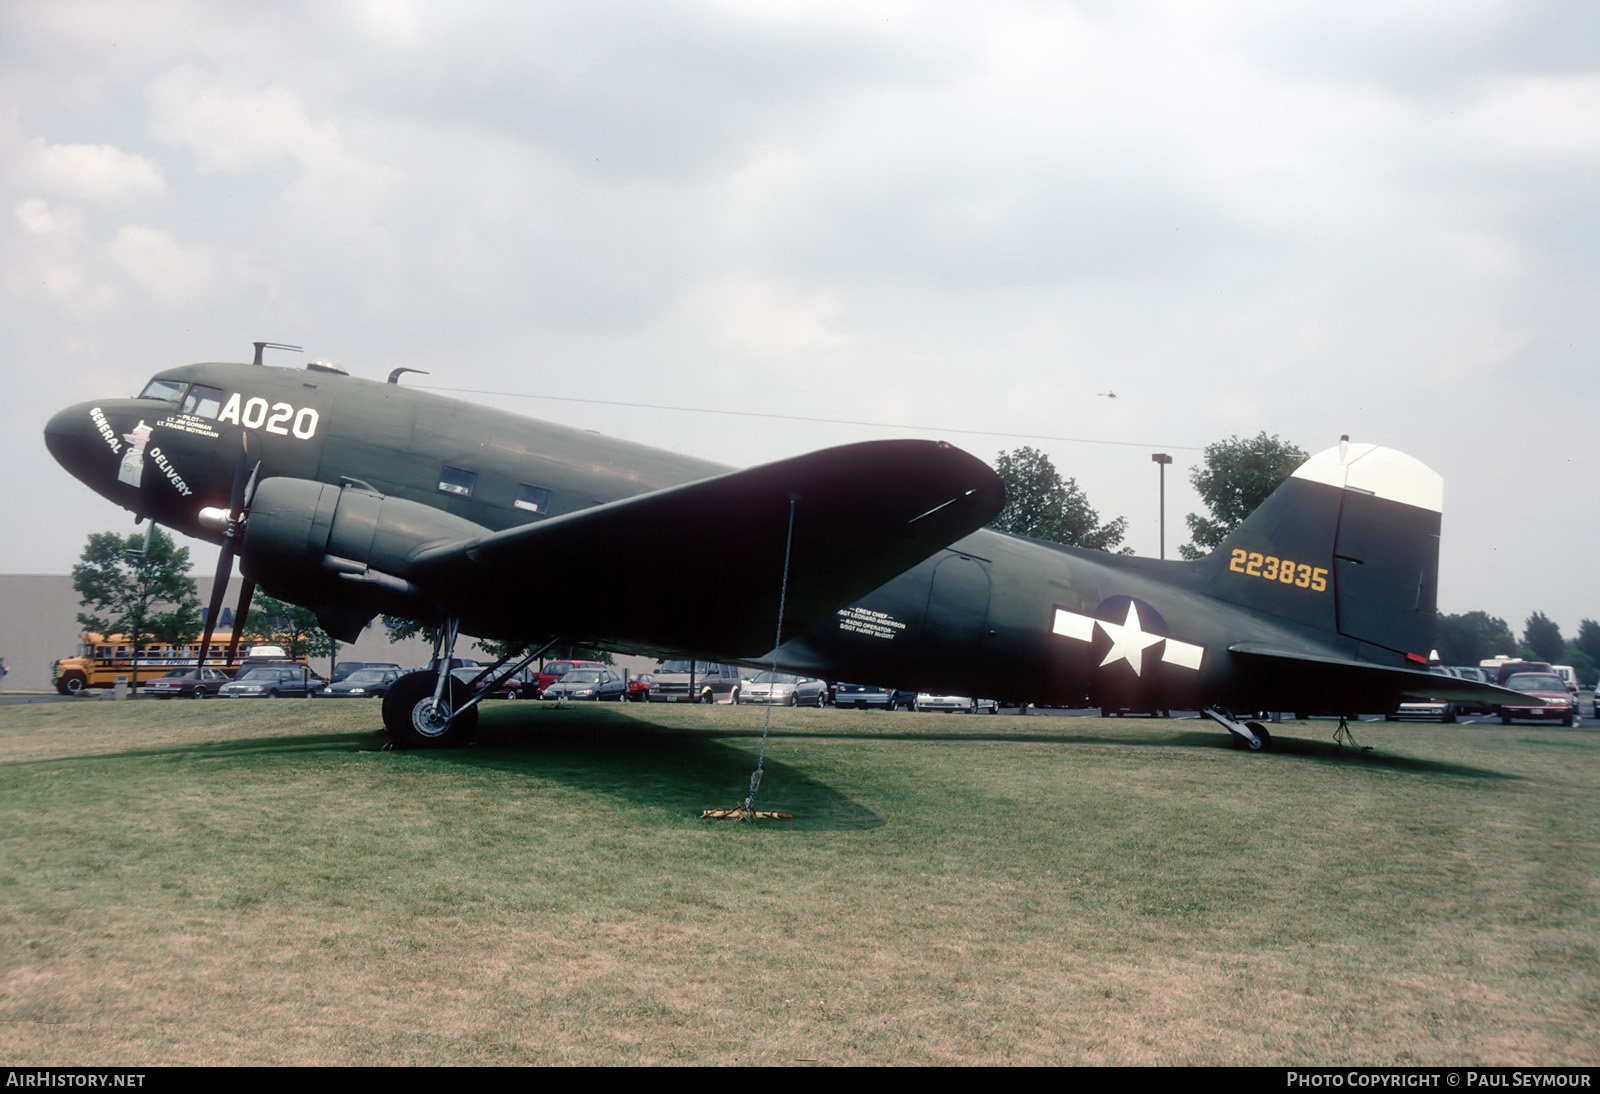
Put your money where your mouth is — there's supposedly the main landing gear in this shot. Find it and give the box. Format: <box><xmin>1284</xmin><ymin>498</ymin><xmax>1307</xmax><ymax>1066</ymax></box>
<box><xmin>1201</xmin><ymin>707</ymin><xmax>1273</xmax><ymax>752</ymax></box>
<box><xmin>381</xmin><ymin>620</ymin><xmax>558</xmax><ymax>750</ymax></box>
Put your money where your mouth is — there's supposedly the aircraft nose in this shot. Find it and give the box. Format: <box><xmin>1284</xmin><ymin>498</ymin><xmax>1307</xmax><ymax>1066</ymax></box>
<box><xmin>45</xmin><ymin>402</ymin><xmax>109</xmax><ymax>483</ymax></box>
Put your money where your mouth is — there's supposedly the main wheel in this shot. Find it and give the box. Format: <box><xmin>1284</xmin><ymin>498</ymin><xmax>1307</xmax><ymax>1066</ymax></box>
<box><xmin>191</xmin><ymin>688</ymin><xmax>206</xmax><ymax>699</ymax></box>
<box><xmin>383</xmin><ymin>672</ymin><xmax>478</xmax><ymax>750</ymax></box>
<box><xmin>59</xmin><ymin>675</ymin><xmax>87</xmax><ymax>696</ymax></box>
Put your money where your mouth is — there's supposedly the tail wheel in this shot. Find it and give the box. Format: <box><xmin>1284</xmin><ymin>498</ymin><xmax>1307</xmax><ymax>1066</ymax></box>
<box><xmin>1238</xmin><ymin>722</ymin><xmax>1272</xmax><ymax>751</ymax></box>
<box><xmin>383</xmin><ymin>672</ymin><xmax>478</xmax><ymax>749</ymax></box>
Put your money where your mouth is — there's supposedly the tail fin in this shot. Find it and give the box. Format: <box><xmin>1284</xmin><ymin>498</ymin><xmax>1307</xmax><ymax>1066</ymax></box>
<box><xmin>1196</xmin><ymin>442</ymin><xmax>1442</xmax><ymax>658</ymax></box>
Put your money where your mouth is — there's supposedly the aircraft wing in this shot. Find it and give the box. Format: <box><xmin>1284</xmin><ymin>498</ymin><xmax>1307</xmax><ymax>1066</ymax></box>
<box><xmin>410</xmin><ymin>439</ymin><xmax>1004</xmax><ymax>657</ymax></box>
<box><xmin>1228</xmin><ymin>644</ymin><xmax>1538</xmax><ymax>711</ymax></box>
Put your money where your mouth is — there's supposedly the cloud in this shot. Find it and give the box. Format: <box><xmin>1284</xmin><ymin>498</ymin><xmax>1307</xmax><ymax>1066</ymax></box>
<box><xmin>105</xmin><ymin>224</ymin><xmax>219</xmax><ymax>308</ymax></box>
<box><xmin>18</xmin><ymin>138</ymin><xmax>164</xmax><ymax>200</ymax></box>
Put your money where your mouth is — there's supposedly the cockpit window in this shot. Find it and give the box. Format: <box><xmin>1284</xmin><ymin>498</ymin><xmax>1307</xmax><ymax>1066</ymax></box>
<box><xmin>139</xmin><ymin>379</ymin><xmax>187</xmax><ymax>403</ymax></box>
<box><xmin>181</xmin><ymin>384</ymin><xmax>225</xmax><ymax>418</ymax></box>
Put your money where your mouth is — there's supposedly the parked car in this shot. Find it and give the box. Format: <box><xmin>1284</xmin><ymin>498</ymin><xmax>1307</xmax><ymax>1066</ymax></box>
<box><xmin>1500</xmin><ymin>672</ymin><xmax>1578</xmax><ymax>726</ymax></box>
<box><xmin>914</xmin><ymin>693</ymin><xmax>999</xmax><ymax>714</ymax></box>
<box><xmin>330</xmin><ymin>660</ymin><xmax>401</xmax><ymax>684</ymax></box>
<box><xmin>144</xmin><ymin>666</ymin><xmax>232</xmax><ymax>699</ymax></box>
<box><xmin>220</xmin><ymin>664</ymin><xmax>317</xmax><ymax>699</ymax></box>
<box><xmin>324</xmin><ymin>667</ymin><xmax>404</xmax><ymax>698</ymax></box>
<box><xmin>626</xmin><ymin>672</ymin><xmax>655</xmax><ymax>702</ymax></box>
<box><xmin>649</xmin><ymin>660</ymin><xmax>742</xmax><ymax>704</ymax></box>
<box><xmin>541</xmin><ymin>668</ymin><xmax>628</xmax><ymax>702</ymax></box>
<box><xmin>534</xmin><ymin>660</ymin><xmax>608</xmax><ymax>696</ymax></box>
<box><xmin>833</xmin><ymin>683</ymin><xmax>916</xmax><ymax>710</ymax></box>
<box><xmin>742</xmin><ymin>671</ymin><xmax>829</xmax><ymax>707</ymax></box>
<box><xmin>449</xmin><ymin>665</ymin><xmax>537</xmax><ymax>699</ymax></box>
<box><xmin>1386</xmin><ymin>667</ymin><xmax>1458</xmax><ymax>722</ymax></box>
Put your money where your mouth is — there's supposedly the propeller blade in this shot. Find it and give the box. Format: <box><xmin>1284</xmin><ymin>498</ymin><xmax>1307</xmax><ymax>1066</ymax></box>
<box><xmin>198</xmin><ymin>436</ymin><xmax>253</xmax><ymax>669</ymax></box>
<box><xmin>224</xmin><ymin>580</ymin><xmax>256</xmax><ymax>666</ymax></box>
<box><xmin>197</xmin><ymin>541</ymin><xmax>235</xmax><ymax>670</ymax></box>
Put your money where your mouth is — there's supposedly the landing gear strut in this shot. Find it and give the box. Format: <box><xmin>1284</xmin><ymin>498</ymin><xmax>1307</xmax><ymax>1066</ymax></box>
<box><xmin>1201</xmin><ymin>706</ymin><xmax>1273</xmax><ymax>751</ymax></box>
<box><xmin>381</xmin><ymin>621</ymin><xmax>558</xmax><ymax>749</ymax></box>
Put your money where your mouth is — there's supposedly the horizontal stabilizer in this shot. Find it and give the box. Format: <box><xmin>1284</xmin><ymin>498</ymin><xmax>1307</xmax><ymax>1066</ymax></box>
<box><xmin>1229</xmin><ymin>644</ymin><xmax>1537</xmax><ymax>712</ymax></box>
<box><xmin>412</xmin><ymin>439</ymin><xmax>1004</xmax><ymax>656</ymax></box>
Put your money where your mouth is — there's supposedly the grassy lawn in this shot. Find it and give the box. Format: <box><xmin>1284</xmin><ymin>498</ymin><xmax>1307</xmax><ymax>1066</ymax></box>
<box><xmin>2</xmin><ymin>698</ymin><xmax>1596</xmax><ymax>1065</ymax></box>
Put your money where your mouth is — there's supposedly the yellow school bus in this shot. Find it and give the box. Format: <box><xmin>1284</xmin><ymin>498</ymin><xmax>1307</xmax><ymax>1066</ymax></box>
<box><xmin>51</xmin><ymin>631</ymin><xmax>300</xmax><ymax>694</ymax></box>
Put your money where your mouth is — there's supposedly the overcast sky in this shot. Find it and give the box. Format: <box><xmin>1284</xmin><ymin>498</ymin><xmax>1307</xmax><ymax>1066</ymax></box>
<box><xmin>3</xmin><ymin>0</ymin><xmax>1595</xmax><ymax>640</ymax></box>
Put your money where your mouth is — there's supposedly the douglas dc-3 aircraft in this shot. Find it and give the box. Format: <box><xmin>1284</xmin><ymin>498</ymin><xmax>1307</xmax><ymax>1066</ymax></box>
<box><xmin>45</xmin><ymin>346</ymin><xmax>1524</xmax><ymax>751</ymax></box>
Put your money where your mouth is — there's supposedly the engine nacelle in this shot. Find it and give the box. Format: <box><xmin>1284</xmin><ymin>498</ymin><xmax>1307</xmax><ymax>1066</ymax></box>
<box><xmin>239</xmin><ymin>477</ymin><xmax>490</xmax><ymax>640</ymax></box>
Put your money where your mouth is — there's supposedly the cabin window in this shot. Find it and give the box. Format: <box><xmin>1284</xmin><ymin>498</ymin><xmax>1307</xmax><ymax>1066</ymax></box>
<box><xmin>514</xmin><ymin>484</ymin><xmax>551</xmax><ymax>514</ymax></box>
<box><xmin>181</xmin><ymin>384</ymin><xmax>225</xmax><ymax>418</ymax></box>
<box><xmin>438</xmin><ymin>466</ymin><xmax>477</xmax><ymax>497</ymax></box>
<box><xmin>139</xmin><ymin>379</ymin><xmax>186</xmax><ymax>404</ymax></box>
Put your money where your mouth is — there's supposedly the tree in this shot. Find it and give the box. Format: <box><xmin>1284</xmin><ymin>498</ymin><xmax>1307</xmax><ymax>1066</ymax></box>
<box><xmin>72</xmin><ymin>527</ymin><xmax>201</xmax><ymax>691</ymax></box>
<box><xmin>989</xmin><ymin>446</ymin><xmax>1127</xmax><ymax>552</ymax></box>
<box><xmin>1574</xmin><ymin>619</ymin><xmax>1600</xmax><ymax>669</ymax></box>
<box><xmin>1522</xmin><ymin>612</ymin><xmax>1564</xmax><ymax>665</ymax></box>
<box><xmin>245</xmin><ymin>593</ymin><xmax>335</xmax><ymax>663</ymax></box>
<box><xmin>1432</xmin><ymin>611</ymin><xmax>1517</xmax><ymax>666</ymax></box>
<box><xmin>1177</xmin><ymin>433</ymin><xmax>1308</xmax><ymax>560</ymax></box>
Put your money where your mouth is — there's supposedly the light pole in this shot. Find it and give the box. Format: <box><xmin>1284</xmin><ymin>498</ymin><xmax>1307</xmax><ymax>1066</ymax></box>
<box><xmin>1151</xmin><ymin>453</ymin><xmax>1172</xmax><ymax>559</ymax></box>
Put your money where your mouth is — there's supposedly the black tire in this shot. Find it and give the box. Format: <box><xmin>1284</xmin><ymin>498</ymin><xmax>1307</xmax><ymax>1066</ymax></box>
<box><xmin>815</xmin><ymin>691</ymin><xmax>826</xmax><ymax>708</ymax></box>
<box><xmin>191</xmin><ymin>688</ymin><xmax>205</xmax><ymax>700</ymax></box>
<box><xmin>1233</xmin><ymin>721</ymin><xmax>1272</xmax><ymax>751</ymax></box>
<box><xmin>1563</xmin><ymin>713</ymin><xmax>1574</xmax><ymax>727</ymax></box>
<box><xmin>886</xmin><ymin>697</ymin><xmax>899</xmax><ymax>711</ymax></box>
<box><xmin>266</xmin><ymin>689</ymin><xmax>278</xmax><ymax>699</ymax></box>
<box><xmin>1501</xmin><ymin>712</ymin><xmax>1512</xmax><ymax>725</ymax></box>
<box><xmin>60</xmin><ymin>675</ymin><xmax>87</xmax><ymax>696</ymax></box>
<box><xmin>968</xmin><ymin>700</ymin><xmax>979</xmax><ymax>715</ymax></box>
<box><xmin>1442</xmin><ymin>705</ymin><xmax>1456</xmax><ymax>724</ymax></box>
<box><xmin>789</xmin><ymin>692</ymin><xmax>800</xmax><ymax>707</ymax></box>
<box><xmin>383</xmin><ymin>672</ymin><xmax>478</xmax><ymax>750</ymax></box>
<box><xmin>701</xmin><ymin>690</ymin><xmax>714</xmax><ymax>705</ymax></box>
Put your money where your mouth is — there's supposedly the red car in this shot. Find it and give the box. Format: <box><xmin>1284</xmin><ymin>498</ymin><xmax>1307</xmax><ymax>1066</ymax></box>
<box><xmin>626</xmin><ymin>673</ymin><xmax>655</xmax><ymax>702</ymax></box>
<box><xmin>1500</xmin><ymin>672</ymin><xmax>1578</xmax><ymax>726</ymax></box>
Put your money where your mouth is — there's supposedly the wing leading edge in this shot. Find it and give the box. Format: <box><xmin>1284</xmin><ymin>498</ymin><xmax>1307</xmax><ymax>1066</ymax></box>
<box><xmin>411</xmin><ymin>439</ymin><xmax>1005</xmax><ymax>657</ymax></box>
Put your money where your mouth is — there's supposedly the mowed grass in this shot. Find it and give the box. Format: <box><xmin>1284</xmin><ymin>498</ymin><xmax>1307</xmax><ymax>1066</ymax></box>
<box><xmin>1</xmin><ymin>698</ymin><xmax>1596</xmax><ymax>1065</ymax></box>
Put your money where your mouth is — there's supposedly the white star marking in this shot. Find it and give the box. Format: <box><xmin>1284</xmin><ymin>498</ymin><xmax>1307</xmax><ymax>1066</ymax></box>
<box><xmin>1052</xmin><ymin>604</ymin><xmax>1206</xmax><ymax>673</ymax></box>
<box><xmin>1094</xmin><ymin>601</ymin><xmax>1167</xmax><ymax>677</ymax></box>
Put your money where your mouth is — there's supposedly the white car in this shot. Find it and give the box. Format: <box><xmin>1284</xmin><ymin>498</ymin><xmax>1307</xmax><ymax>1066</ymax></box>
<box><xmin>742</xmin><ymin>672</ymin><xmax>828</xmax><ymax>706</ymax></box>
<box><xmin>913</xmin><ymin>693</ymin><xmax>999</xmax><ymax>714</ymax></box>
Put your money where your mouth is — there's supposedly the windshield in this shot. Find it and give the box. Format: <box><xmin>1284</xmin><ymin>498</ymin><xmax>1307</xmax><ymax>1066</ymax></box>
<box><xmin>139</xmin><ymin>378</ymin><xmax>186</xmax><ymax>403</ymax></box>
<box><xmin>1508</xmin><ymin>673</ymin><xmax>1564</xmax><ymax>690</ymax></box>
<box><xmin>659</xmin><ymin>660</ymin><xmax>710</xmax><ymax>674</ymax></box>
<box><xmin>560</xmin><ymin>671</ymin><xmax>603</xmax><ymax>684</ymax></box>
<box><xmin>236</xmin><ymin>669</ymin><xmax>280</xmax><ymax>682</ymax></box>
<box><xmin>752</xmin><ymin>672</ymin><xmax>799</xmax><ymax>684</ymax></box>
<box><xmin>160</xmin><ymin>669</ymin><xmax>200</xmax><ymax>680</ymax></box>
<box><xmin>347</xmin><ymin>670</ymin><xmax>388</xmax><ymax>683</ymax></box>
